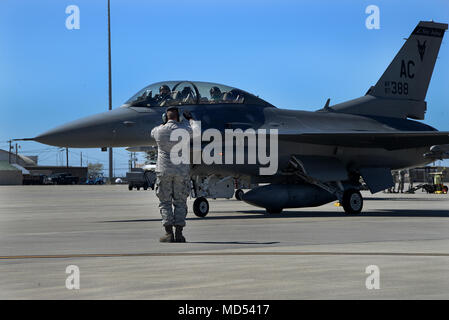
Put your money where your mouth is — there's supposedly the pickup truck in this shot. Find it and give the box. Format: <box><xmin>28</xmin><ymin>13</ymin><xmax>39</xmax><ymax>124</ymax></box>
<box><xmin>44</xmin><ymin>173</ymin><xmax>80</xmax><ymax>185</ymax></box>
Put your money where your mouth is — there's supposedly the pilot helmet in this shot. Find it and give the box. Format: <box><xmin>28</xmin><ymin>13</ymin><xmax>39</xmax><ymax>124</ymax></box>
<box><xmin>181</xmin><ymin>86</ymin><xmax>192</xmax><ymax>95</ymax></box>
<box><xmin>210</xmin><ymin>86</ymin><xmax>221</xmax><ymax>99</ymax></box>
<box><xmin>159</xmin><ymin>85</ymin><xmax>170</xmax><ymax>96</ymax></box>
<box><xmin>210</xmin><ymin>86</ymin><xmax>221</xmax><ymax>94</ymax></box>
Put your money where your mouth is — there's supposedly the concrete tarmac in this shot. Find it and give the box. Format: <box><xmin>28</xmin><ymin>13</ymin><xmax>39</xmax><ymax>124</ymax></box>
<box><xmin>0</xmin><ymin>185</ymin><xmax>448</xmax><ymax>299</ymax></box>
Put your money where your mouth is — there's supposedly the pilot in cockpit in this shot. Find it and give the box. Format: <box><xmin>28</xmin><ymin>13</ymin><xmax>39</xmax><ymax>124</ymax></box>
<box><xmin>209</xmin><ymin>86</ymin><xmax>223</xmax><ymax>103</ymax></box>
<box><xmin>156</xmin><ymin>84</ymin><xmax>172</xmax><ymax>106</ymax></box>
<box><xmin>180</xmin><ymin>86</ymin><xmax>195</xmax><ymax>104</ymax></box>
<box><xmin>223</xmin><ymin>89</ymin><xmax>244</xmax><ymax>103</ymax></box>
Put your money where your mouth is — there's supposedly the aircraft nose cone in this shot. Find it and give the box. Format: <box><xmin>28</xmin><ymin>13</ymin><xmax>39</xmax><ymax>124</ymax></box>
<box><xmin>34</xmin><ymin>124</ymin><xmax>112</xmax><ymax>148</ymax></box>
<box><xmin>34</xmin><ymin>114</ymin><xmax>114</xmax><ymax>147</ymax></box>
<box><xmin>34</xmin><ymin>108</ymin><xmax>142</xmax><ymax>148</ymax></box>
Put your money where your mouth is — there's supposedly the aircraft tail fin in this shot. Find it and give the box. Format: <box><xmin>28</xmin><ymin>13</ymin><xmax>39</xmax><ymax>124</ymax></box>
<box><xmin>369</xmin><ymin>21</ymin><xmax>447</xmax><ymax>101</ymax></box>
<box><xmin>331</xmin><ymin>21</ymin><xmax>447</xmax><ymax>120</ymax></box>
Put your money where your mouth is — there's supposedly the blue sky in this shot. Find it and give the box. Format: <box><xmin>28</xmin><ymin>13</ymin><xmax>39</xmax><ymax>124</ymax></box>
<box><xmin>1</xmin><ymin>0</ymin><xmax>448</xmax><ymax>175</ymax></box>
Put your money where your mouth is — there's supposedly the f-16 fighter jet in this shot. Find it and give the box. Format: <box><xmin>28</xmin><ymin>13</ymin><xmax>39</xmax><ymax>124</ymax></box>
<box><xmin>23</xmin><ymin>21</ymin><xmax>449</xmax><ymax>217</ymax></box>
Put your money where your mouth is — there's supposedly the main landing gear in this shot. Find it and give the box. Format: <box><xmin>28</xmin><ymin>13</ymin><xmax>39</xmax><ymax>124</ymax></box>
<box><xmin>288</xmin><ymin>156</ymin><xmax>364</xmax><ymax>215</ymax></box>
<box><xmin>341</xmin><ymin>189</ymin><xmax>363</xmax><ymax>215</ymax></box>
<box><xmin>264</xmin><ymin>189</ymin><xmax>364</xmax><ymax>215</ymax></box>
<box><xmin>235</xmin><ymin>189</ymin><xmax>244</xmax><ymax>201</ymax></box>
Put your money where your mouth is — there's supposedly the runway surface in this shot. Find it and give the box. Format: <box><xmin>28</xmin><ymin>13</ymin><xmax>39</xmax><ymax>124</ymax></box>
<box><xmin>0</xmin><ymin>185</ymin><xmax>448</xmax><ymax>299</ymax></box>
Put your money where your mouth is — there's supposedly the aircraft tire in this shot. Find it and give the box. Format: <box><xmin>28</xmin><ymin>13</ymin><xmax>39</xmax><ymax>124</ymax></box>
<box><xmin>193</xmin><ymin>197</ymin><xmax>209</xmax><ymax>217</ymax></box>
<box><xmin>342</xmin><ymin>189</ymin><xmax>363</xmax><ymax>215</ymax></box>
<box><xmin>235</xmin><ymin>189</ymin><xmax>244</xmax><ymax>201</ymax></box>
<box><xmin>128</xmin><ymin>184</ymin><xmax>132</xmax><ymax>191</ymax></box>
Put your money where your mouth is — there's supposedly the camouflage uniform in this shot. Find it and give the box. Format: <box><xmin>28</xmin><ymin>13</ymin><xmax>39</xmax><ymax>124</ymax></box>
<box><xmin>151</xmin><ymin>119</ymin><xmax>194</xmax><ymax>227</ymax></box>
<box><xmin>398</xmin><ymin>170</ymin><xmax>405</xmax><ymax>193</ymax></box>
<box><xmin>155</xmin><ymin>174</ymin><xmax>190</xmax><ymax>226</ymax></box>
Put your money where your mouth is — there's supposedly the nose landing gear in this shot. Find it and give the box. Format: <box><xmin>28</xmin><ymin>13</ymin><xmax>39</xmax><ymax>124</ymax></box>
<box><xmin>193</xmin><ymin>197</ymin><xmax>209</xmax><ymax>217</ymax></box>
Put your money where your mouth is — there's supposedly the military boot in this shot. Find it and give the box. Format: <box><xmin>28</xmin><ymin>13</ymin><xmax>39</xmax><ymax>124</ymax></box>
<box><xmin>175</xmin><ymin>226</ymin><xmax>186</xmax><ymax>243</ymax></box>
<box><xmin>159</xmin><ymin>225</ymin><xmax>174</xmax><ymax>243</ymax></box>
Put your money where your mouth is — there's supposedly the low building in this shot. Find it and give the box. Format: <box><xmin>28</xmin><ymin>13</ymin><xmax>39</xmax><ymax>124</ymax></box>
<box><xmin>0</xmin><ymin>161</ymin><xmax>23</xmax><ymax>185</ymax></box>
<box><xmin>0</xmin><ymin>149</ymin><xmax>88</xmax><ymax>184</ymax></box>
<box><xmin>0</xmin><ymin>149</ymin><xmax>37</xmax><ymax>167</ymax></box>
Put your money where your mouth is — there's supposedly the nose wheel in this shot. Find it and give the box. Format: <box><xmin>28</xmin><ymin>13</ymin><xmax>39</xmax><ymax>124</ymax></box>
<box><xmin>342</xmin><ymin>189</ymin><xmax>363</xmax><ymax>215</ymax></box>
<box><xmin>193</xmin><ymin>197</ymin><xmax>209</xmax><ymax>217</ymax></box>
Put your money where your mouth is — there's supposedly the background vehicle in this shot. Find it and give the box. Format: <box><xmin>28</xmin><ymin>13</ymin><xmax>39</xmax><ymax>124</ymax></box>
<box><xmin>44</xmin><ymin>173</ymin><xmax>79</xmax><ymax>185</ymax></box>
<box><xmin>86</xmin><ymin>174</ymin><xmax>105</xmax><ymax>185</ymax></box>
<box><xmin>22</xmin><ymin>174</ymin><xmax>46</xmax><ymax>185</ymax></box>
<box><xmin>126</xmin><ymin>163</ymin><xmax>156</xmax><ymax>191</ymax></box>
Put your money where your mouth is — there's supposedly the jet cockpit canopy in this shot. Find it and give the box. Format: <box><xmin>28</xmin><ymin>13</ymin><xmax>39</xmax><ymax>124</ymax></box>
<box><xmin>124</xmin><ymin>81</ymin><xmax>273</xmax><ymax>108</ymax></box>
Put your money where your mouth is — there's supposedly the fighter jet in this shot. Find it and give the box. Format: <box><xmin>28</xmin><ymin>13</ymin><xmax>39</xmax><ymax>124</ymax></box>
<box><xmin>22</xmin><ymin>21</ymin><xmax>449</xmax><ymax>217</ymax></box>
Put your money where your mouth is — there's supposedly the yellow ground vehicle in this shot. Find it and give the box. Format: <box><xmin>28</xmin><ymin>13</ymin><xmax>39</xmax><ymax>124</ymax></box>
<box><xmin>429</xmin><ymin>172</ymin><xmax>448</xmax><ymax>194</ymax></box>
<box><xmin>403</xmin><ymin>167</ymin><xmax>448</xmax><ymax>194</ymax></box>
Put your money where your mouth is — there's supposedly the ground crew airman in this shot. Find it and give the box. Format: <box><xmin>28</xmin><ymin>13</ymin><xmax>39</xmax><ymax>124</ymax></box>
<box><xmin>150</xmin><ymin>107</ymin><xmax>196</xmax><ymax>242</ymax></box>
<box><xmin>398</xmin><ymin>169</ymin><xmax>405</xmax><ymax>193</ymax></box>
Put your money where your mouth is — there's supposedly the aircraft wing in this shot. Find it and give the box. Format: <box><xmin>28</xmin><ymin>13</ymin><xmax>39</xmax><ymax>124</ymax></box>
<box><xmin>278</xmin><ymin>131</ymin><xmax>449</xmax><ymax>150</ymax></box>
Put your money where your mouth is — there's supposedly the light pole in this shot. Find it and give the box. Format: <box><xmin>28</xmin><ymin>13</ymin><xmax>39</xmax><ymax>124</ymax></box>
<box><xmin>8</xmin><ymin>140</ymin><xmax>12</xmax><ymax>164</ymax></box>
<box><xmin>107</xmin><ymin>0</ymin><xmax>113</xmax><ymax>182</ymax></box>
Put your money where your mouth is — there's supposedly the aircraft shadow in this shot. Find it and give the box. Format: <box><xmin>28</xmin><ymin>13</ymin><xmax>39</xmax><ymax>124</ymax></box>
<box><xmin>100</xmin><ymin>208</ymin><xmax>449</xmax><ymax>224</ymax></box>
<box><xmin>233</xmin><ymin>209</ymin><xmax>449</xmax><ymax>218</ymax></box>
<box><xmin>364</xmin><ymin>196</ymin><xmax>446</xmax><ymax>201</ymax></box>
<box><xmin>186</xmin><ymin>241</ymin><xmax>279</xmax><ymax>245</ymax></box>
